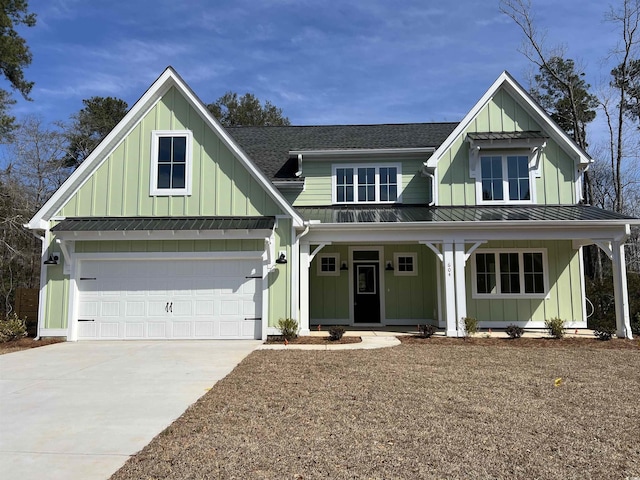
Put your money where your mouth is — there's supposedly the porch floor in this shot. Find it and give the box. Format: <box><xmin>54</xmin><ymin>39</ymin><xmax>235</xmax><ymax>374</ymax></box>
<box><xmin>309</xmin><ymin>325</ymin><xmax>597</xmax><ymax>339</ymax></box>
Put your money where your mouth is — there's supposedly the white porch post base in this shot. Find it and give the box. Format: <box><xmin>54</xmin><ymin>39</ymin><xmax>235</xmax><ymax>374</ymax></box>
<box><xmin>612</xmin><ymin>240</ymin><xmax>632</xmax><ymax>339</ymax></box>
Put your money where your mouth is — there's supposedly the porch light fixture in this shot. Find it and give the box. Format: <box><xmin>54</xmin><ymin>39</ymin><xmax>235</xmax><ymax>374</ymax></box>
<box><xmin>275</xmin><ymin>252</ymin><xmax>287</xmax><ymax>264</ymax></box>
<box><xmin>385</xmin><ymin>261</ymin><xmax>394</xmax><ymax>271</ymax></box>
<box><xmin>340</xmin><ymin>262</ymin><xmax>348</xmax><ymax>271</ymax></box>
<box><xmin>43</xmin><ymin>254</ymin><xmax>59</xmax><ymax>265</ymax></box>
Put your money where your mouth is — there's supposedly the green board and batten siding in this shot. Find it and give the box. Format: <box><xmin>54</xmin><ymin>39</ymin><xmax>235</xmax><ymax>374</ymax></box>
<box><xmin>288</xmin><ymin>157</ymin><xmax>432</xmax><ymax>207</ymax></box>
<box><xmin>43</xmin><ymin>86</ymin><xmax>293</xmax><ymax>331</ymax></box>
<box><xmin>57</xmin><ymin>87</ymin><xmax>283</xmax><ymax>218</ymax></box>
<box><xmin>465</xmin><ymin>240</ymin><xmax>584</xmax><ymax>324</ymax></box>
<box><xmin>309</xmin><ymin>245</ymin><xmax>439</xmax><ymax>323</ymax></box>
<box><xmin>437</xmin><ymin>88</ymin><xmax>577</xmax><ymax>206</ymax></box>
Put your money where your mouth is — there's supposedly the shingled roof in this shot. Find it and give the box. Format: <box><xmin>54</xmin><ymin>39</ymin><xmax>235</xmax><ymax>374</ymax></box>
<box><xmin>226</xmin><ymin>123</ymin><xmax>459</xmax><ymax>180</ymax></box>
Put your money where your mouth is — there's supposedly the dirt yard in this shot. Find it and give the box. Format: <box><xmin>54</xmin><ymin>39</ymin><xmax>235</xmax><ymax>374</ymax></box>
<box><xmin>112</xmin><ymin>339</ymin><xmax>640</xmax><ymax>479</ymax></box>
<box><xmin>0</xmin><ymin>337</ymin><xmax>64</xmax><ymax>355</ymax></box>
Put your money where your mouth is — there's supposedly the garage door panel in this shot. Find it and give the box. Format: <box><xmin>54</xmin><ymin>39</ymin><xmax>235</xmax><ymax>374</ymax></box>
<box><xmin>100</xmin><ymin>301</ymin><xmax>120</xmax><ymax>317</ymax></box>
<box><xmin>125</xmin><ymin>323</ymin><xmax>144</xmax><ymax>338</ymax></box>
<box><xmin>99</xmin><ymin>322</ymin><xmax>119</xmax><ymax>338</ymax></box>
<box><xmin>195</xmin><ymin>301</ymin><xmax>214</xmax><ymax>316</ymax></box>
<box><xmin>194</xmin><ymin>322</ymin><xmax>214</xmax><ymax>337</ymax></box>
<box><xmin>125</xmin><ymin>301</ymin><xmax>145</xmax><ymax>317</ymax></box>
<box><xmin>172</xmin><ymin>322</ymin><xmax>191</xmax><ymax>338</ymax></box>
<box><xmin>171</xmin><ymin>301</ymin><xmax>192</xmax><ymax>316</ymax></box>
<box><xmin>147</xmin><ymin>322</ymin><xmax>167</xmax><ymax>338</ymax></box>
<box><xmin>79</xmin><ymin>321</ymin><xmax>97</xmax><ymax>338</ymax></box>
<box><xmin>77</xmin><ymin>258</ymin><xmax>263</xmax><ymax>340</ymax></box>
<box><xmin>219</xmin><ymin>321</ymin><xmax>239</xmax><ymax>337</ymax></box>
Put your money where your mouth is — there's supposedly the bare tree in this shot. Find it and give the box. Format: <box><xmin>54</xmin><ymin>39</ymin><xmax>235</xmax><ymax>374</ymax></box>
<box><xmin>0</xmin><ymin>115</ymin><xmax>69</xmax><ymax>315</ymax></box>
<box><xmin>500</xmin><ymin>0</ymin><xmax>596</xmax><ymax>204</ymax></box>
<box><xmin>607</xmin><ymin>0</ymin><xmax>640</xmax><ymax>213</ymax></box>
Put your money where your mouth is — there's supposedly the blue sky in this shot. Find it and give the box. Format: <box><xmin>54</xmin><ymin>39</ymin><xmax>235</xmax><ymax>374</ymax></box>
<box><xmin>10</xmin><ymin>0</ymin><xmax>619</xmax><ymax>133</ymax></box>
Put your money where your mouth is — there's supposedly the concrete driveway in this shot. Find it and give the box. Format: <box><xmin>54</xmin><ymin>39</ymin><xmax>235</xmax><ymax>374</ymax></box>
<box><xmin>0</xmin><ymin>340</ymin><xmax>260</xmax><ymax>480</ymax></box>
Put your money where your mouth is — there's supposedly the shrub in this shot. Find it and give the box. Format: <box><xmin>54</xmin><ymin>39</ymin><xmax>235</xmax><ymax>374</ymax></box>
<box><xmin>632</xmin><ymin>312</ymin><xmax>640</xmax><ymax>336</ymax></box>
<box><xmin>505</xmin><ymin>324</ymin><xmax>524</xmax><ymax>339</ymax></box>
<box><xmin>463</xmin><ymin>317</ymin><xmax>479</xmax><ymax>337</ymax></box>
<box><xmin>277</xmin><ymin>318</ymin><xmax>298</xmax><ymax>341</ymax></box>
<box><xmin>328</xmin><ymin>326</ymin><xmax>345</xmax><ymax>341</ymax></box>
<box><xmin>0</xmin><ymin>313</ymin><xmax>28</xmax><ymax>342</ymax></box>
<box><xmin>593</xmin><ymin>320</ymin><xmax>616</xmax><ymax>341</ymax></box>
<box><xmin>544</xmin><ymin>317</ymin><xmax>566</xmax><ymax>339</ymax></box>
<box><xmin>417</xmin><ymin>324</ymin><xmax>436</xmax><ymax>338</ymax></box>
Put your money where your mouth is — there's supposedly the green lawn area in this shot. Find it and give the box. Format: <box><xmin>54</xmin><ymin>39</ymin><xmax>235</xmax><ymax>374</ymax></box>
<box><xmin>112</xmin><ymin>340</ymin><xmax>640</xmax><ymax>479</ymax></box>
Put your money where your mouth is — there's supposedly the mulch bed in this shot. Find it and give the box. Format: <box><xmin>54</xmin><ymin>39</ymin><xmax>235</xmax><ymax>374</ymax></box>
<box><xmin>0</xmin><ymin>337</ymin><xmax>65</xmax><ymax>355</ymax></box>
<box><xmin>111</xmin><ymin>341</ymin><xmax>640</xmax><ymax>480</ymax></box>
<box><xmin>265</xmin><ymin>335</ymin><xmax>362</xmax><ymax>345</ymax></box>
<box><xmin>399</xmin><ymin>334</ymin><xmax>640</xmax><ymax>349</ymax></box>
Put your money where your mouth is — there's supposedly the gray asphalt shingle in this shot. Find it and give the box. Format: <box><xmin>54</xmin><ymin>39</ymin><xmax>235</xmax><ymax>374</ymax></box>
<box><xmin>227</xmin><ymin>123</ymin><xmax>459</xmax><ymax>179</ymax></box>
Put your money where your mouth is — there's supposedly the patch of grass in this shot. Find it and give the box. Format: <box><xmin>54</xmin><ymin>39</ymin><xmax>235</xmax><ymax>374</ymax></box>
<box><xmin>111</xmin><ymin>342</ymin><xmax>640</xmax><ymax>480</ymax></box>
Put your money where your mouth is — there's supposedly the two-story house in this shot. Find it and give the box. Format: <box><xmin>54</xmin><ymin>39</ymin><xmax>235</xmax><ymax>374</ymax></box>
<box><xmin>27</xmin><ymin>67</ymin><xmax>639</xmax><ymax>340</ymax></box>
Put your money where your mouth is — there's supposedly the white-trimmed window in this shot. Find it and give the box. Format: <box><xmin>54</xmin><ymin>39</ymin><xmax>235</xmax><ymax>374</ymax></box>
<box><xmin>332</xmin><ymin>164</ymin><xmax>401</xmax><ymax>204</ymax></box>
<box><xmin>472</xmin><ymin>249</ymin><xmax>548</xmax><ymax>298</ymax></box>
<box><xmin>478</xmin><ymin>154</ymin><xmax>532</xmax><ymax>204</ymax></box>
<box><xmin>317</xmin><ymin>254</ymin><xmax>340</xmax><ymax>276</ymax></box>
<box><xmin>393</xmin><ymin>252</ymin><xmax>417</xmax><ymax>276</ymax></box>
<box><xmin>150</xmin><ymin>130</ymin><xmax>193</xmax><ymax>196</ymax></box>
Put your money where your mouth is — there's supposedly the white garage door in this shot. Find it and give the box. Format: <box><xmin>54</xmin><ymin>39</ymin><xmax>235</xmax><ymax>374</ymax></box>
<box><xmin>77</xmin><ymin>258</ymin><xmax>262</xmax><ymax>340</ymax></box>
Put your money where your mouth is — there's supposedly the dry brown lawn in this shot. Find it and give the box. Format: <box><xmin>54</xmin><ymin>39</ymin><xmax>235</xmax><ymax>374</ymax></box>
<box><xmin>112</xmin><ymin>340</ymin><xmax>640</xmax><ymax>480</ymax></box>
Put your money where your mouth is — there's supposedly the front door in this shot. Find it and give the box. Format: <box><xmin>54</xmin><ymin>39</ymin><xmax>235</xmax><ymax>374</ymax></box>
<box><xmin>353</xmin><ymin>263</ymin><xmax>380</xmax><ymax>323</ymax></box>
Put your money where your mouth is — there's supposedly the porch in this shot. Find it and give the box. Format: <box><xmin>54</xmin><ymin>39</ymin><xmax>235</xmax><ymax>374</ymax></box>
<box><xmin>295</xmin><ymin>205</ymin><xmax>637</xmax><ymax>339</ymax></box>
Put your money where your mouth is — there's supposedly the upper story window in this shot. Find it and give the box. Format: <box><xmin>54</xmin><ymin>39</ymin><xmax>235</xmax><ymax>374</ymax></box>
<box><xmin>333</xmin><ymin>164</ymin><xmax>401</xmax><ymax>204</ymax></box>
<box><xmin>150</xmin><ymin>130</ymin><xmax>193</xmax><ymax>196</ymax></box>
<box><xmin>480</xmin><ymin>155</ymin><xmax>531</xmax><ymax>203</ymax></box>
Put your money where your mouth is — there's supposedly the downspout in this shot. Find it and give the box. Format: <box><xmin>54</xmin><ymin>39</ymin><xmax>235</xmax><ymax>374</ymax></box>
<box><xmin>421</xmin><ymin>163</ymin><xmax>436</xmax><ymax>206</ymax></box>
<box><xmin>25</xmin><ymin>226</ymin><xmax>47</xmax><ymax>340</ymax></box>
<box><xmin>292</xmin><ymin>222</ymin><xmax>311</xmax><ymax>325</ymax></box>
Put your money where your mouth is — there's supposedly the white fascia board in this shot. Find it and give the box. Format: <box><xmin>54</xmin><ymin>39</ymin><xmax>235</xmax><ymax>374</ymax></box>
<box><xmin>426</xmin><ymin>71</ymin><xmax>592</xmax><ymax>169</ymax></box>
<box><xmin>27</xmin><ymin>66</ymin><xmax>303</xmax><ymax>229</ymax></box>
<box><xmin>290</xmin><ymin>147</ymin><xmax>436</xmax><ymax>157</ymax></box>
<box><xmin>303</xmin><ymin>221</ymin><xmax>632</xmax><ymax>243</ymax></box>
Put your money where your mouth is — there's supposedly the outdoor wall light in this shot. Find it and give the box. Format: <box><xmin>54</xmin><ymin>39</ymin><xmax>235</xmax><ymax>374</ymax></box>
<box><xmin>340</xmin><ymin>262</ymin><xmax>348</xmax><ymax>271</ymax></box>
<box><xmin>385</xmin><ymin>261</ymin><xmax>394</xmax><ymax>271</ymax></box>
<box><xmin>44</xmin><ymin>254</ymin><xmax>59</xmax><ymax>265</ymax></box>
<box><xmin>275</xmin><ymin>252</ymin><xmax>287</xmax><ymax>264</ymax></box>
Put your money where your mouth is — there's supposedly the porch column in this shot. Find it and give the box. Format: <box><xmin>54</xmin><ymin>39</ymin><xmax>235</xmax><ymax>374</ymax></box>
<box><xmin>454</xmin><ymin>240</ymin><xmax>467</xmax><ymax>336</ymax></box>
<box><xmin>612</xmin><ymin>240</ymin><xmax>632</xmax><ymax>339</ymax></box>
<box><xmin>442</xmin><ymin>241</ymin><xmax>458</xmax><ymax>337</ymax></box>
<box><xmin>298</xmin><ymin>241</ymin><xmax>311</xmax><ymax>336</ymax></box>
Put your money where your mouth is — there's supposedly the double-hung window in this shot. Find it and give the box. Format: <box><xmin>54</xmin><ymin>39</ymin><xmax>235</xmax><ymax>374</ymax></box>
<box><xmin>150</xmin><ymin>130</ymin><xmax>193</xmax><ymax>196</ymax></box>
<box><xmin>333</xmin><ymin>164</ymin><xmax>401</xmax><ymax>204</ymax></box>
<box><xmin>472</xmin><ymin>250</ymin><xmax>547</xmax><ymax>298</ymax></box>
<box><xmin>479</xmin><ymin>155</ymin><xmax>531</xmax><ymax>203</ymax></box>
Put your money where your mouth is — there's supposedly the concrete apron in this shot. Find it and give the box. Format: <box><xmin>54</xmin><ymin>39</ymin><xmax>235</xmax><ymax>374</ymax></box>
<box><xmin>0</xmin><ymin>340</ymin><xmax>260</xmax><ymax>480</ymax></box>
